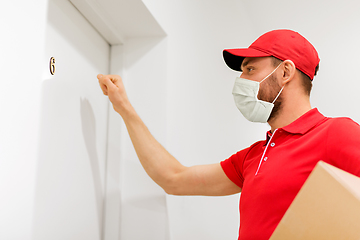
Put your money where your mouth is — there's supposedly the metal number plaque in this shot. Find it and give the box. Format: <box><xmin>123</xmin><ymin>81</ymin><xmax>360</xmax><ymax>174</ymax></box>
<box><xmin>50</xmin><ymin>57</ymin><xmax>56</xmax><ymax>75</ymax></box>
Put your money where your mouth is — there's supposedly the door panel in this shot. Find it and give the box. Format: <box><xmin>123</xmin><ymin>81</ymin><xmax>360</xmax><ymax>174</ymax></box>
<box><xmin>33</xmin><ymin>0</ymin><xmax>110</xmax><ymax>239</ymax></box>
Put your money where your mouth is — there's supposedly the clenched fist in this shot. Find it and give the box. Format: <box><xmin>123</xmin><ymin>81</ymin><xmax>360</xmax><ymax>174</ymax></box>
<box><xmin>97</xmin><ymin>74</ymin><xmax>133</xmax><ymax>116</ymax></box>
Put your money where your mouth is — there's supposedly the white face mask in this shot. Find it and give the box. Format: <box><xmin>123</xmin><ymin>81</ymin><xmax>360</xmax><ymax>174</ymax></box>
<box><xmin>232</xmin><ymin>63</ymin><xmax>284</xmax><ymax>123</ymax></box>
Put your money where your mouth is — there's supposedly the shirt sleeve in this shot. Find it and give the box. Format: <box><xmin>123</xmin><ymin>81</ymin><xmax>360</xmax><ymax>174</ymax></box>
<box><xmin>326</xmin><ymin>117</ymin><xmax>360</xmax><ymax>177</ymax></box>
<box><xmin>220</xmin><ymin>148</ymin><xmax>250</xmax><ymax>189</ymax></box>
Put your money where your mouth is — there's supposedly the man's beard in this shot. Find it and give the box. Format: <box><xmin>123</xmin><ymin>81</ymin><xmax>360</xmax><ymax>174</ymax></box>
<box><xmin>257</xmin><ymin>74</ymin><xmax>283</xmax><ymax>122</ymax></box>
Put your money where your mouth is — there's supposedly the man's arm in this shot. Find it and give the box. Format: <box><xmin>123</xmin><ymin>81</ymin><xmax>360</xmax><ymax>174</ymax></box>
<box><xmin>97</xmin><ymin>74</ymin><xmax>241</xmax><ymax>196</ymax></box>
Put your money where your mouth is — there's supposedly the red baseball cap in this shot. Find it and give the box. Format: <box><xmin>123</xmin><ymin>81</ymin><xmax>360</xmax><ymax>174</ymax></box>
<box><xmin>223</xmin><ymin>29</ymin><xmax>320</xmax><ymax>80</ymax></box>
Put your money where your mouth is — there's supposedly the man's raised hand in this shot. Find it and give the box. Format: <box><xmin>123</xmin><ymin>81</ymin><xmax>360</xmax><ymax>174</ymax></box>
<box><xmin>97</xmin><ymin>74</ymin><xmax>132</xmax><ymax>116</ymax></box>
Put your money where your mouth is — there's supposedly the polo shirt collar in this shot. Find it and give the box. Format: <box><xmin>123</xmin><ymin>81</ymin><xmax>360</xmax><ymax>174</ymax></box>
<box><xmin>266</xmin><ymin>108</ymin><xmax>326</xmax><ymax>142</ymax></box>
<box><xmin>281</xmin><ymin>108</ymin><xmax>326</xmax><ymax>134</ymax></box>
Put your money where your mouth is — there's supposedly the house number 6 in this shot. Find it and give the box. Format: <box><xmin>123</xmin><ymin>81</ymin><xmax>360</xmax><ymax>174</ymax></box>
<box><xmin>50</xmin><ymin>57</ymin><xmax>56</xmax><ymax>75</ymax></box>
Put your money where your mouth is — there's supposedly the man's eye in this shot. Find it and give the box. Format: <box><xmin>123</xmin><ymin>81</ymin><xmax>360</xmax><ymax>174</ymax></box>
<box><xmin>247</xmin><ymin>67</ymin><xmax>254</xmax><ymax>72</ymax></box>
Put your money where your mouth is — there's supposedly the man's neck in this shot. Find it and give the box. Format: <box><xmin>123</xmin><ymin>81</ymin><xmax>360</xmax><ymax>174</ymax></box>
<box><xmin>268</xmin><ymin>101</ymin><xmax>312</xmax><ymax>133</ymax></box>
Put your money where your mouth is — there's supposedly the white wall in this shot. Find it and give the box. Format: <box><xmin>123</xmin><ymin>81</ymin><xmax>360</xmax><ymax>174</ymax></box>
<box><xmin>111</xmin><ymin>37</ymin><xmax>170</xmax><ymax>240</ymax></box>
<box><xmin>33</xmin><ymin>0</ymin><xmax>111</xmax><ymax>239</ymax></box>
<box><xmin>2</xmin><ymin>1</ymin><xmax>360</xmax><ymax>240</ymax></box>
<box><xmin>0</xmin><ymin>1</ymin><xmax>48</xmax><ymax>239</ymax></box>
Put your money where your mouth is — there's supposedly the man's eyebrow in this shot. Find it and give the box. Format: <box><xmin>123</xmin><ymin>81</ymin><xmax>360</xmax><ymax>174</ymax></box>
<box><xmin>241</xmin><ymin>59</ymin><xmax>251</xmax><ymax>71</ymax></box>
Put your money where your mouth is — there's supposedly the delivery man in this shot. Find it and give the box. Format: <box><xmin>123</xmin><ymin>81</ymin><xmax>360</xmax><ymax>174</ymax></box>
<box><xmin>97</xmin><ymin>29</ymin><xmax>360</xmax><ymax>240</ymax></box>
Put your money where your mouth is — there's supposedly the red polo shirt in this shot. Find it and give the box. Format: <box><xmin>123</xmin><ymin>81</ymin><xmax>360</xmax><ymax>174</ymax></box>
<box><xmin>221</xmin><ymin>108</ymin><xmax>360</xmax><ymax>240</ymax></box>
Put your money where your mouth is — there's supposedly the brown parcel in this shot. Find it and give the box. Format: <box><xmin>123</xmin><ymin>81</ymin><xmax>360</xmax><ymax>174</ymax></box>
<box><xmin>270</xmin><ymin>161</ymin><xmax>360</xmax><ymax>240</ymax></box>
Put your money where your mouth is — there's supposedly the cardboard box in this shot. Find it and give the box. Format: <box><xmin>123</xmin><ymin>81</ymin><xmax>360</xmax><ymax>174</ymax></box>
<box><xmin>270</xmin><ymin>161</ymin><xmax>360</xmax><ymax>240</ymax></box>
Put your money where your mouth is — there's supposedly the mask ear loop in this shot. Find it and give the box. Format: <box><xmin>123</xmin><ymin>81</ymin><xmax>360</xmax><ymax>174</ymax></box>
<box><xmin>271</xmin><ymin>62</ymin><xmax>287</xmax><ymax>103</ymax></box>
<box><xmin>271</xmin><ymin>85</ymin><xmax>285</xmax><ymax>104</ymax></box>
<box><xmin>259</xmin><ymin>62</ymin><xmax>282</xmax><ymax>84</ymax></box>
<box><xmin>259</xmin><ymin>62</ymin><xmax>284</xmax><ymax>104</ymax></box>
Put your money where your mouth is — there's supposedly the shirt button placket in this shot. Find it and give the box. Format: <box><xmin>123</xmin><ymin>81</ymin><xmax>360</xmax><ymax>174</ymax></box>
<box><xmin>255</xmin><ymin>129</ymin><xmax>279</xmax><ymax>176</ymax></box>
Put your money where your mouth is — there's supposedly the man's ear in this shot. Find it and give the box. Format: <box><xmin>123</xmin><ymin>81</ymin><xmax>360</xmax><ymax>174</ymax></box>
<box><xmin>282</xmin><ymin>60</ymin><xmax>296</xmax><ymax>85</ymax></box>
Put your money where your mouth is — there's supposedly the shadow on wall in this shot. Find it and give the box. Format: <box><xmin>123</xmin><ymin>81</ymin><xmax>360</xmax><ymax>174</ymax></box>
<box><xmin>32</xmin><ymin>79</ymin><xmax>105</xmax><ymax>240</ymax></box>
<box><xmin>80</xmin><ymin>97</ymin><xmax>104</xmax><ymax>233</ymax></box>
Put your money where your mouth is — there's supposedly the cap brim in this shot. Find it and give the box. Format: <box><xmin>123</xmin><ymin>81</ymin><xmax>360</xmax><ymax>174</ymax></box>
<box><xmin>223</xmin><ymin>48</ymin><xmax>271</xmax><ymax>71</ymax></box>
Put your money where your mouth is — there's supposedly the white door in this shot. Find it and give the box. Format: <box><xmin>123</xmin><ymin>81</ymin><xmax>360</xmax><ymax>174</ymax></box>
<box><xmin>33</xmin><ymin>0</ymin><xmax>110</xmax><ymax>239</ymax></box>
